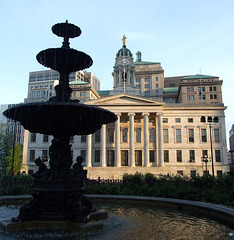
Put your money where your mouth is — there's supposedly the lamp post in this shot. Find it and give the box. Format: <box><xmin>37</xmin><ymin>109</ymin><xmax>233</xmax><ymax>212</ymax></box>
<box><xmin>201</xmin><ymin>154</ymin><xmax>211</xmax><ymax>174</ymax></box>
<box><xmin>201</xmin><ymin>116</ymin><xmax>218</xmax><ymax>176</ymax></box>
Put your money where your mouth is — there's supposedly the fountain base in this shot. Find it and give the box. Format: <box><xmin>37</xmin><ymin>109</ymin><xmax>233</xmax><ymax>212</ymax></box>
<box><xmin>0</xmin><ymin>211</ymin><xmax>108</xmax><ymax>232</ymax></box>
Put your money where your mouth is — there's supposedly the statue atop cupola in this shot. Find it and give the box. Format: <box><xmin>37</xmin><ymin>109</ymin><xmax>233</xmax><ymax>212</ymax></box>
<box><xmin>111</xmin><ymin>35</ymin><xmax>139</xmax><ymax>95</ymax></box>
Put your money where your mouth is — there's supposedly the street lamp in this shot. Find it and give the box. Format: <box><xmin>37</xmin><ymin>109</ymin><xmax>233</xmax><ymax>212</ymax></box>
<box><xmin>201</xmin><ymin>116</ymin><xmax>218</xmax><ymax>176</ymax></box>
<box><xmin>201</xmin><ymin>154</ymin><xmax>211</xmax><ymax>174</ymax></box>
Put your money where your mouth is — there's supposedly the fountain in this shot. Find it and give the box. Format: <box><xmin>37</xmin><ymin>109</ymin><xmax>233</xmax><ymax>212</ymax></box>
<box><xmin>2</xmin><ymin>21</ymin><xmax>117</xmax><ymax>227</ymax></box>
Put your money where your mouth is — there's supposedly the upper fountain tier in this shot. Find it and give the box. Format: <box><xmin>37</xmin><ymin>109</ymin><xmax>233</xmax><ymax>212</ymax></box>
<box><xmin>36</xmin><ymin>21</ymin><xmax>93</xmax><ymax>74</ymax></box>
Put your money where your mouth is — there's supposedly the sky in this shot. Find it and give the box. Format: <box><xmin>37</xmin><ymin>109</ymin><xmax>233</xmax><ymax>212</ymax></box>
<box><xmin>0</xmin><ymin>0</ymin><xmax>234</xmax><ymax>147</ymax></box>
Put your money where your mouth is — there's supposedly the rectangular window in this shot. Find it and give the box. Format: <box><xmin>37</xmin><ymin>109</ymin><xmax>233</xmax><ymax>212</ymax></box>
<box><xmin>190</xmin><ymin>170</ymin><xmax>196</xmax><ymax>178</ymax></box>
<box><xmin>42</xmin><ymin>150</ymin><xmax>48</xmax><ymax>160</ymax></box>
<box><xmin>80</xmin><ymin>150</ymin><xmax>86</xmax><ymax>163</ymax></box>
<box><xmin>201</xmin><ymin>129</ymin><xmax>207</xmax><ymax>142</ymax></box>
<box><xmin>177</xmin><ymin>170</ymin><xmax>183</xmax><ymax>176</ymax></box>
<box><xmin>134</xmin><ymin>118</ymin><xmax>141</xmax><ymax>123</ymax></box>
<box><xmin>29</xmin><ymin>150</ymin><xmax>35</xmax><ymax>162</ymax></box>
<box><xmin>215</xmin><ymin>150</ymin><xmax>221</xmax><ymax>162</ymax></box>
<box><xmin>191</xmin><ymin>95</ymin><xmax>194</xmax><ymax>100</ymax></box>
<box><xmin>175</xmin><ymin>118</ymin><xmax>181</xmax><ymax>123</ymax></box>
<box><xmin>81</xmin><ymin>135</ymin><xmax>86</xmax><ymax>143</ymax></box>
<box><xmin>121</xmin><ymin>118</ymin><xmax>127</xmax><ymax>123</ymax></box>
<box><xmin>210</xmin><ymin>86</ymin><xmax>213</xmax><ymax>91</ymax></box>
<box><xmin>163</xmin><ymin>129</ymin><xmax>169</xmax><ymax>143</ymax></box>
<box><xmin>188</xmin><ymin>118</ymin><xmax>193</xmax><ymax>123</ymax></box>
<box><xmin>135</xmin><ymin>150</ymin><xmax>142</xmax><ymax>166</ymax></box>
<box><xmin>187</xmin><ymin>88</ymin><xmax>190</xmax><ymax>93</ymax></box>
<box><xmin>187</xmin><ymin>95</ymin><xmax>190</xmax><ymax>100</ymax></box>
<box><xmin>30</xmin><ymin>133</ymin><xmax>36</xmax><ymax>142</ymax></box>
<box><xmin>149</xmin><ymin>129</ymin><xmax>155</xmax><ymax>142</ymax></box>
<box><xmin>156</xmin><ymin>83</ymin><xmax>158</xmax><ymax>88</ymax></box>
<box><xmin>121</xmin><ymin>150</ymin><xmax>128</xmax><ymax>166</ymax></box>
<box><xmin>191</xmin><ymin>87</ymin><xmax>194</xmax><ymax>92</ymax></box>
<box><xmin>136</xmin><ymin>128</ymin><xmax>141</xmax><ymax>142</ymax></box>
<box><xmin>94</xmin><ymin>150</ymin><xmax>100</xmax><ymax>162</ymax></box>
<box><xmin>189</xmin><ymin>150</ymin><xmax>195</xmax><ymax>162</ymax></box>
<box><xmin>163</xmin><ymin>118</ymin><xmax>168</xmax><ymax>123</ymax></box>
<box><xmin>177</xmin><ymin>150</ymin><xmax>182</xmax><ymax>162</ymax></box>
<box><xmin>136</xmin><ymin>78</ymin><xmax>141</xmax><ymax>83</ymax></box>
<box><xmin>202</xmin><ymin>95</ymin><xmax>206</xmax><ymax>100</ymax></box>
<box><xmin>189</xmin><ymin>129</ymin><xmax>194</xmax><ymax>142</ymax></box>
<box><xmin>80</xmin><ymin>92</ymin><xmax>82</xmax><ymax>97</ymax></box>
<box><xmin>214</xmin><ymin>129</ymin><xmax>220</xmax><ymax>142</ymax></box>
<box><xmin>156</xmin><ymin>90</ymin><xmax>159</xmax><ymax>96</ymax></box>
<box><xmin>210</xmin><ymin>94</ymin><xmax>213</xmax><ymax>99</ymax></box>
<box><xmin>164</xmin><ymin>150</ymin><xmax>169</xmax><ymax>162</ymax></box>
<box><xmin>36</xmin><ymin>91</ymin><xmax>40</xmax><ymax>98</ymax></box>
<box><xmin>108</xmin><ymin>128</ymin><xmax>114</xmax><ymax>143</ymax></box>
<box><xmin>43</xmin><ymin>134</ymin><xmax>49</xmax><ymax>142</ymax></box>
<box><xmin>213</xmin><ymin>86</ymin><xmax>217</xmax><ymax>91</ymax></box>
<box><xmin>176</xmin><ymin>129</ymin><xmax>181</xmax><ymax>143</ymax></box>
<box><xmin>214</xmin><ymin>94</ymin><xmax>217</xmax><ymax>99</ymax></box>
<box><xmin>202</xmin><ymin>150</ymin><xmax>208</xmax><ymax>158</ymax></box>
<box><xmin>95</xmin><ymin>129</ymin><xmax>100</xmax><ymax>143</ymax></box>
<box><xmin>145</xmin><ymin>77</ymin><xmax>150</xmax><ymax>82</ymax></box>
<box><xmin>145</xmin><ymin>84</ymin><xmax>150</xmax><ymax>89</ymax></box>
<box><xmin>122</xmin><ymin>129</ymin><xmax>128</xmax><ymax>142</ymax></box>
<box><xmin>149</xmin><ymin>150</ymin><xmax>155</xmax><ymax>162</ymax></box>
<box><xmin>156</xmin><ymin>77</ymin><xmax>158</xmax><ymax>81</ymax></box>
<box><xmin>217</xmin><ymin>170</ymin><xmax>222</xmax><ymax>176</ymax></box>
<box><xmin>107</xmin><ymin>150</ymin><xmax>115</xmax><ymax>166</ymax></box>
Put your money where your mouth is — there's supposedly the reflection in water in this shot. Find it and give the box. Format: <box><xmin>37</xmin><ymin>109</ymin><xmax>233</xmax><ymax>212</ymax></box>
<box><xmin>0</xmin><ymin>203</ymin><xmax>233</xmax><ymax>240</ymax></box>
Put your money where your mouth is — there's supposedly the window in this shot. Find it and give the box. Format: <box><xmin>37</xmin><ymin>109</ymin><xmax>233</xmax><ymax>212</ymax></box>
<box><xmin>43</xmin><ymin>134</ymin><xmax>49</xmax><ymax>142</ymax></box>
<box><xmin>163</xmin><ymin>118</ymin><xmax>168</xmax><ymax>123</ymax></box>
<box><xmin>189</xmin><ymin>150</ymin><xmax>195</xmax><ymax>162</ymax></box>
<box><xmin>201</xmin><ymin>129</ymin><xmax>207</xmax><ymax>142</ymax></box>
<box><xmin>150</xmin><ymin>150</ymin><xmax>155</xmax><ymax>162</ymax></box>
<box><xmin>217</xmin><ymin>170</ymin><xmax>222</xmax><ymax>176</ymax></box>
<box><xmin>80</xmin><ymin>150</ymin><xmax>86</xmax><ymax>163</ymax></box>
<box><xmin>156</xmin><ymin>90</ymin><xmax>159</xmax><ymax>96</ymax></box>
<box><xmin>214</xmin><ymin>94</ymin><xmax>217</xmax><ymax>99</ymax></box>
<box><xmin>134</xmin><ymin>118</ymin><xmax>141</xmax><ymax>123</ymax></box>
<box><xmin>145</xmin><ymin>90</ymin><xmax>150</xmax><ymax>96</ymax></box>
<box><xmin>187</xmin><ymin>95</ymin><xmax>190</xmax><ymax>100</ymax></box>
<box><xmin>83</xmin><ymin>92</ymin><xmax>86</xmax><ymax>96</ymax></box>
<box><xmin>41</xmin><ymin>90</ymin><xmax>46</xmax><ymax>98</ymax></box>
<box><xmin>32</xmin><ymin>91</ymin><xmax>36</xmax><ymax>99</ymax></box>
<box><xmin>190</xmin><ymin>170</ymin><xmax>196</xmax><ymax>178</ymax></box>
<box><xmin>36</xmin><ymin>91</ymin><xmax>40</xmax><ymax>98</ymax></box>
<box><xmin>188</xmin><ymin>118</ymin><xmax>193</xmax><ymax>123</ymax></box>
<box><xmin>210</xmin><ymin>86</ymin><xmax>213</xmax><ymax>91</ymax></box>
<box><xmin>29</xmin><ymin>150</ymin><xmax>35</xmax><ymax>162</ymax></box>
<box><xmin>121</xmin><ymin>150</ymin><xmax>128</xmax><ymax>166</ymax></box>
<box><xmin>136</xmin><ymin>78</ymin><xmax>141</xmax><ymax>83</ymax></box>
<box><xmin>94</xmin><ymin>150</ymin><xmax>100</xmax><ymax>162</ymax></box>
<box><xmin>81</xmin><ymin>135</ymin><xmax>86</xmax><ymax>143</ymax></box>
<box><xmin>136</xmin><ymin>129</ymin><xmax>141</xmax><ymax>142</ymax></box>
<box><xmin>191</xmin><ymin>87</ymin><xmax>194</xmax><ymax>92</ymax></box>
<box><xmin>122</xmin><ymin>129</ymin><xmax>128</xmax><ymax>142</ymax></box>
<box><xmin>149</xmin><ymin>129</ymin><xmax>155</xmax><ymax>142</ymax></box>
<box><xmin>156</xmin><ymin>83</ymin><xmax>158</xmax><ymax>88</ymax></box>
<box><xmin>121</xmin><ymin>118</ymin><xmax>127</xmax><ymax>123</ymax></box>
<box><xmin>177</xmin><ymin>170</ymin><xmax>183</xmax><ymax>176</ymax></box>
<box><xmin>191</xmin><ymin>95</ymin><xmax>194</xmax><ymax>100</ymax></box>
<box><xmin>163</xmin><ymin>129</ymin><xmax>168</xmax><ymax>143</ymax></box>
<box><xmin>80</xmin><ymin>92</ymin><xmax>82</xmax><ymax>97</ymax></box>
<box><xmin>202</xmin><ymin>87</ymin><xmax>205</xmax><ymax>92</ymax></box>
<box><xmin>187</xmin><ymin>88</ymin><xmax>190</xmax><ymax>93</ymax></box>
<box><xmin>156</xmin><ymin>77</ymin><xmax>158</xmax><ymax>82</ymax></box>
<box><xmin>177</xmin><ymin>150</ymin><xmax>182</xmax><ymax>162</ymax></box>
<box><xmin>215</xmin><ymin>150</ymin><xmax>221</xmax><ymax>162</ymax></box>
<box><xmin>164</xmin><ymin>150</ymin><xmax>169</xmax><ymax>162</ymax></box>
<box><xmin>135</xmin><ymin>150</ymin><xmax>142</xmax><ymax>166</ymax></box>
<box><xmin>202</xmin><ymin>95</ymin><xmax>206</xmax><ymax>100</ymax></box>
<box><xmin>108</xmin><ymin>128</ymin><xmax>114</xmax><ymax>143</ymax></box>
<box><xmin>145</xmin><ymin>77</ymin><xmax>150</xmax><ymax>82</ymax></box>
<box><xmin>214</xmin><ymin>129</ymin><xmax>220</xmax><ymax>142</ymax></box>
<box><xmin>145</xmin><ymin>84</ymin><xmax>150</xmax><ymax>88</ymax></box>
<box><xmin>95</xmin><ymin>130</ymin><xmax>100</xmax><ymax>143</ymax></box>
<box><xmin>30</xmin><ymin>133</ymin><xmax>36</xmax><ymax>142</ymax></box>
<box><xmin>210</xmin><ymin>94</ymin><xmax>213</xmax><ymax>99</ymax></box>
<box><xmin>175</xmin><ymin>118</ymin><xmax>181</xmax><ymax>123</ymax></box>
<box><xmin>213</xmin><ymin>86</ymin><xmax>217</xmax><ymax>91</ymax></box>
<box><xmin>42</xmin><ymin>150</ymin><xmax>48</xmax><ymax>160</ymax></box>
<box><xmin>149</xmin><ymin>118</ymin><xmax>155</xmax><ymax>123</ymax></box>
<box><xmin>176</xmin><ymin>129</ymin><xmax>181</xmax><ymax>143</ymax></box>
<box><xmin>189</xmin><ymin>129</ymin><xmax>194</xmax><ymax>142</ymax></box>
<box><xmin>107</xmin><ymin>150</ymin><xmax>115</xmax><ymax>166</ymax></box>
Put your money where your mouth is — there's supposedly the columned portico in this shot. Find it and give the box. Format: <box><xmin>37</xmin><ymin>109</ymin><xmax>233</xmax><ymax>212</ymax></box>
<box><xmin>128</xmin><ymin>113</ymin><xmax>135</xmax><ymax>167</ymax></box>
<box><xmin>86</xmin><ymin>134</ymin><xmax>92</xmax><ymax>167</ymax></box>
<box><xmin>157</xmin><ymin>113</ymin><xmax>163</xmax><ymax>167</ymax></box>
<box><xmin>115</xmin><ymin>113</ymin><xmax>121</xmax><ymax>167</ymax></box>
<box><xmin>143</xmin><ymin>113</ymin><xmax>150</xmax><ymax>167</ymax></box>
<box><xmin>100</xmin><ymin>124</ymin><xmax>106</xmax><ymax>167</ymax></box>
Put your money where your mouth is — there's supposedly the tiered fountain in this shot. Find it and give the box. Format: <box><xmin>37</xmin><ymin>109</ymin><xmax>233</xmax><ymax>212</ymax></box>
<box><xmin>3</xmin><ymin>21</ymin><xmax>117</xmax><ymax>228</ymax></box>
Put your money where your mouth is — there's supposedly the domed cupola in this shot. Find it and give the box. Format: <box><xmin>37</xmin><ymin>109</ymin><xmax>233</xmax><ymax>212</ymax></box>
<box><xmin>111</xmin><ymin>35</ymin><xmax>139</xmax><ymax>96</ymax></box>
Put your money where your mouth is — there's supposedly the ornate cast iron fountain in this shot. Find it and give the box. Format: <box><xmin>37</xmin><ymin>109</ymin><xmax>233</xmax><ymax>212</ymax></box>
<box><xmin>3</xmin><ymin>21</ymin><xmax>117</xmax><ymax>223</ymax></box>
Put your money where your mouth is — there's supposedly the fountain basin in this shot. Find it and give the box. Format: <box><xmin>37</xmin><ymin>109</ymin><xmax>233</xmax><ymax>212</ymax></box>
<box><xmin>3</xmin><ymin>102</ymin><xmax>117</xmax><ymax>136</ymax></box>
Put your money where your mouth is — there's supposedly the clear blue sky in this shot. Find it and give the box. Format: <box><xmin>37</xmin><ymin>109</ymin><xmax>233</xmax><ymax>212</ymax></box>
<box><xmin>1</xmin><ymin>0</ymin><xmax>234</xmax><ymax>146</ymax></box>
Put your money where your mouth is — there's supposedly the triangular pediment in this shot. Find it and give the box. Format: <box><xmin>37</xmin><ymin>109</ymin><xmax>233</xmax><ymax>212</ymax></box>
<box><xmin>87</xmin><ymin>94</ymin><xmax>164</xmax><ymax>106</ymax></box>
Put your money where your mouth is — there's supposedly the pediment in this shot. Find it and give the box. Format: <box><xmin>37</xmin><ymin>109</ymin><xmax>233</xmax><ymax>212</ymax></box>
<box><xmin>87</xmin><ymin>94</ymin><xmax>164</xmax><ymax>106</ymax></box>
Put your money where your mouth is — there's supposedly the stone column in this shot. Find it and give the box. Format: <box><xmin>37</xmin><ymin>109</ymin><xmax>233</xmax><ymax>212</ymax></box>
<box><xmin>157</xmin><ymin>113</ymin><xmax>164</xmax><ymax>167</ymax></box>
<box><xmin>86</xmin><ymin>134</ymin><xmax>92</xmax><ymax>167</ymax></box>
<box><xmin>128</xmin><ymin>113</ymin><xmax>135</xmax><ymax>167</ymax></box>
<box><xmin>115</xmin><ymin>113</ymin><xmax>121</xmax><ymax>167</ymax></box>
<box><xmin>100</xmin><ymin>124</ymin><xmax>106</xmax><ymax>167</ymax></box>
<box><xmin>143</xmin><ymin>113</ymin><xmax>150</xmax><ymax>167</ymax></box>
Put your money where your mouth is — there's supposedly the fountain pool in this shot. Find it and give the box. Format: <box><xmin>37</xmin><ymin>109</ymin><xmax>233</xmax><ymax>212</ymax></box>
<box><xmin>0</xmin><ymin>199</ymin><xmax>233</xmax><ymax>240</ymax></box>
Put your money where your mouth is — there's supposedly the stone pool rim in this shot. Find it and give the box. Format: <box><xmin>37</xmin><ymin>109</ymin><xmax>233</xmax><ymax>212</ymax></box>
<box><xmin>1</xmin><ymin>194</ymin><xmax>234</xmax><ymax>229</ymax></box>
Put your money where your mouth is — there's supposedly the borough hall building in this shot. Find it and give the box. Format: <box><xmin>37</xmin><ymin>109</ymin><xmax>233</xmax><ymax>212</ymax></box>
<box><xmin>21</xmin><ymin>37</ymin><xmax>229</xmax><ymax>178</ymax></box>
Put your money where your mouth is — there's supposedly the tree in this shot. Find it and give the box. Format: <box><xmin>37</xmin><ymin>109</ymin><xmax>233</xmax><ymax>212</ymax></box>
<box><xmin>6</xmin><ymin>142</ymin><xmax>23</xmax><ymax>175</ymax></box>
